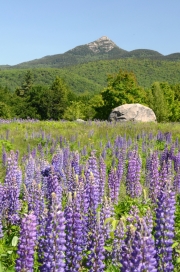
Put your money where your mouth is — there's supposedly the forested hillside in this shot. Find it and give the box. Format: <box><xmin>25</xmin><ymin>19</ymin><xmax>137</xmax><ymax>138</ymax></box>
<box><xmin>0</xmin><ymin>69</ymin><xmax>180</xmax><ymax>122</ymax></box>
<box><xmin>1</xmin><ymin>58</ymin><xmax>180</xmax><ymax>94</ymax></box>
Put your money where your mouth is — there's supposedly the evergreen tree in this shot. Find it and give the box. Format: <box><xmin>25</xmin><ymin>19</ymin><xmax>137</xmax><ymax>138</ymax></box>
<box><xmin>48</xmin><ymin>77</ymin><xmax>70</xmax><ymax>120</ymax></box>
<box><xmin>16</xmin><ymin>70</ymin><xmax>34</xmax><ymax>97</ymax></box>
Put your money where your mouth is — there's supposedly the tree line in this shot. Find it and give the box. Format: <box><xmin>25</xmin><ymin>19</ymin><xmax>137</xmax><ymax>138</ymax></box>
<box><xmin>0</xmin><ymin>70</ymin><xmax>180</xmax><ymax>122</ymax></box>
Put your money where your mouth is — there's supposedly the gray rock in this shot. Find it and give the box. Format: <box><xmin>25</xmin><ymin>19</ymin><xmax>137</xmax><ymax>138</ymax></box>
<box><xmin>109</xmin><ymin>103</ymin><xmax>157</xmax><ymax>122</ymax></box>
<box><xmin>76</xmin><ymin>119</ymin><xmax>85</xmax><ymax>122</ymax></box>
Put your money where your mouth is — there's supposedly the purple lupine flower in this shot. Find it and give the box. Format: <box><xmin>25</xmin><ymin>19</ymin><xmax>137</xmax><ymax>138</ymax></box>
<box><xmin>24</xmin><ymin>155</ymin><xmax>35</xmax><ymax>188</ymax></box>
<box><xmin>131</xmin><ymin>218</ymin><xmax>157</xmax><ymax>271</ymax></box>
<box><xmin>157</xmin><ymin>131</ymin><xmax>164</xmax><ymax>142</ymax></box>
<box><xmin>3</xmin><ymin>152</ymin><xmax>21</xmax><ymax>224</ymax></box>
<box><xmin>126</xmin><ymin>150</ymin><xmax>142</xmax><ymax>198</ymax></box>
<box><xmin>160</xmin><ymin>146</ymin><xmax>169</xmax><ymax>166</ymax></box>
<box><xmin>175</xmin><ymin>137</ymin><xmax>179</xmax><ymax>148</ymax></box>
<box><xmin>2</xmin><ymin>148</ymin><xmax>7</xmax><ymax>167</ymax></box>
<box><xmin>99</xmin><ymin>156</ymin><xmax>106</xmax><ymax>202</ymax></box>
<box><xmin>85</xmin><ymin>152</ymin><xmax>100</xmax><ymax>207</ymax></box>
<box><xmin>4</xmin><ymin>179</ymin><xmax>21</xmax><ymax>224</ymax></box>
<box><xmin>100</xmin><ymin>197</ymin><xmax>114</xmax><ymax>241</ymax></box>
<box><xmin>166</xmin><ymin>158</ymin><xmax>173</xmax><ymax>184</ymax></box>
<box><xmin>0</xmin><ymin>183</ymin><xmax>4</xmax><ymax>238</ymax></box>
<box><xmin>174</xmin><ymin>150</ymin><xmax>180</xmax><ymax>172</ymax></box>
<box><xmin>52</xmin><ymin>147</ymin><xmax>65</xmax><ymax>174</ymax></box>
<box><xmin>71</xmin><ymin>151</ymin><xmax>80</xmax><ymax>175</ymax></box>
<box><xmin>86</xmin><ymin>212</ymin><xmax>105</xmax><ymax>271</ymax></box>
<box><xmin>117</xmin><ymin>155</ymin><xmax>124</xmax><ymax>184</ymax></box>
<box><xmin>34</xmin><ymin>165</ymin><xmax>42</xmax><ymax>184</ymax></box>
<box><xmin>149</xmin><ymin>132</ymin><xmax>153</xmax><ymax>141</ymax></box>
<box><xmin>65</xmin><ymin>192</ymin><xmax>83</xmax><ymax>271</ymax></box>
<box><xmin>16</xmin><ymin>167</ymin><xmax>22</xmax><ymax>193</ymax></box>
<box><xmin>39</xmin><ymin>193</ymin><xmax>66</xmax><ymax>271</ymax></box>
<box><xmin>81</xmin><ymin>145</ymin><xmax>87</xmax><ymax>156</ymax></box>
<box><xmin>146</xmin><ymin>151</ymin><xmax>160</xmax><ymax>203</ymax></box>
<box><xmin>106</xmin><ymin>140</ymin><xmax>111</xmax><ymax>148</ymax></box>
<box><xmin>63</xmin><ymin>146</ymin><xmax>70</xmax><ymax>174</ymax></box>
<box><xmin>37</xmin><ymin>208</ymin><xmax>48</xmax><ymax>264</ymax></box>
<box><xmin>15</xmin><ymin>212</ymin><xmax>37</xmax><ymax>272</ymax></box>
<box><xmin>112</xmin><ymin>218</ymin><xmax>125</xmax><ymax>267</ymax></box>
<box><xmin>31</xmin><ymin>147</ymin><xmax>37</xmax><ymax>158</ymax></box>
<box><xmin>155</xmin><ymin>163</ymin><xmax>175</xmax><ymax>272</ymax></box>
<box><xmin>127</xmin><ymin>137</ymin><xmax>132</xmax><ymax>147</ymax></box>
<box><xmin>121</xmin><ymin>208</ymin><xmax>157</xmax><ymax>272</ymax></box>
<box><xmin>108</xmin><ymin>167</ymin><xmax>120</xmax><ymax>203</ymax></box>
<box><xmin>165</xmin><ymin>132</ymin><xmax>172</xmax><ymax>144</ymax></box>
<box><xmin>101</xmin><ymin>148</ymin><xmax>106</xmax><ymax>160</ymax></box>
<box><xmin>81</xmin><ymin>172</ymin><xmax>99</xmax><ymax>251</ymax></box>
<box><xmin>78</xmin><ymin>175</ymin><xmax>89</xmax><ymax>249</ymax></box>
<box><xmin>26</xmin><ymin>180</ymin><xmax>45</xmax><ymax>220</ymax></box>
<box><xmin>174</xmin><ymin>168</ymin><xmax>180</xmax><ymax>193</ymax></box>
<box><xmin>100</xmin><ymin>197</ymin><xmax>114</xmax><ymax>262</ymax></box>
<box><xmin>169</xmin><ymin>144</ymin><xmax>175</xmax><ymax>160</ymax></box>
<box><xmin>42</xmin><ymin>166</ymin><xmax>62</xmax><ymax>208</ymax></box>
<box><xmin>66</xmin><ymin>166</ymin><xmax>79</xmax><ymax>194</ymax></box>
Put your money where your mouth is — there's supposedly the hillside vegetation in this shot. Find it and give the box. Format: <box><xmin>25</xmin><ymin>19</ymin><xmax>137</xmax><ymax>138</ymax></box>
<box><xmin>1</xmin><ymin>58</ymin><xmax>180</xmax><ymax>94</ymax></box>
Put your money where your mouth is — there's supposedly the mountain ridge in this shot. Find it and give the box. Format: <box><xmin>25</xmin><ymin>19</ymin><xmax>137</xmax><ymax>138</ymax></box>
<box><xmin>1</xmin><ymin>36</ymin><xmax>180</xmax><ymax>69</ymax></box>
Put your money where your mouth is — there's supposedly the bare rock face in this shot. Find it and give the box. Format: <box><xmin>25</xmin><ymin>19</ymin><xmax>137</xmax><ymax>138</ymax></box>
<box><xmin>109</xmin><ymin>103</ymin><xmax>157</xmax><ymax>122</ymax></box>
<box><xmin>87</xmin><ymin>36</ymin><xmax>117</xmax><ymax>53</ymax></box>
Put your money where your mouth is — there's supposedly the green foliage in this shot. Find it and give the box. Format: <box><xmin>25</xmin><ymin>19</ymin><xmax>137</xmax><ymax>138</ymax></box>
<box><xmin>147</xmin><ymin>81</ymin><xmax>180</xmax><ymax>122</ymax></box>
<box><xmin>0</xmin><ymin>224</ymin><xmax>20</xmax><ymax>271</ymax></box>
<box><xmin>63</xmin><ymin>101</ymin><xmax>85</xmax><ymax>121</ymax></box>
<box><xmin>16</xmin><ymin>70</ymin><xmax>34</xmax><ymax>97</ymax></box>
<box><xmin>0</xmin><ymin>140</ymin><xmax>13</xmax><ymax>152</ymax></box>
<box><xmin>95</xmin><ymin>70</ymin><xmax>146</xmax><ymax>119</ymax></box>
<box><xmin>47</xmin><ymin>76</ymin><xmax>70</xmax><ymax>120</ymax></box>
<box><xmin>114</xmin><ymin>194</ymin><xmax>150</xmax><ymax>219</ymax></box>
<box><xmin>148</xmin><ymin>82</ymin><xmax>169</xmax><ymax>122</ymax></box>
<box><xmin>2</xmin><ymin>58</ymin><xmax>180</xmax><ymax>95</ymax></box>
<box><xmin>0</xmin><ymin>102</ymin><xmax>11</xmax><ymax>118</ymax></box>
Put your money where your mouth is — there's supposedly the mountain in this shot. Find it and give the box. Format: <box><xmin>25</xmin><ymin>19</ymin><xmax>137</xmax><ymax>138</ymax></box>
<box><xmin>1</xmin><ymin>36</ymin><xmax>180</xmax><ymax>69</ymax></box>
<box><xmin>1</xmin><ymin>36</ymin><xmax>180</xmax><ymax>95</ymax></box>
<box><xmin>6</xmin><ymin>36</ymin><xmax>127</xmax><ymax>69</ymax></box>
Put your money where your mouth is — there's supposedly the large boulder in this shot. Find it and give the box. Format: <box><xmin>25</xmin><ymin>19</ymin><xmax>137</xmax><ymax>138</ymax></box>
<box><xmin>109</xmin><ymin>103</ymin><xmax>156</xmax><ymax>122</ymax></box>
<box><xmin>76</xmin><ymin>119</ymin><xmax>85</xmax><ymax>122</ymax></box>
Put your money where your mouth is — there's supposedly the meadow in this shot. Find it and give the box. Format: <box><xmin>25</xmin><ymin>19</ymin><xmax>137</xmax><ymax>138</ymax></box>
<box><xmin>0</xmin><ymin>119</ymin><xmax>180</xmax><ymax>271</ymax></box>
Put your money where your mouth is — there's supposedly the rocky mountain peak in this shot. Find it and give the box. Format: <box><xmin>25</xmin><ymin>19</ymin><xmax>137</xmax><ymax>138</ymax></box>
<box><xmin>87</xmin><ymin>36</ymin><xmax>117</xmax><ymax>53</ymax></box>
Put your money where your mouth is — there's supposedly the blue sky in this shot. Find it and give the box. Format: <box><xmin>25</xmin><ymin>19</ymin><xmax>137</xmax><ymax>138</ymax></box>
<box><xmin>1</xmin><ymin>0</ymin><xmax>180</xmax><ymax>65</ymax></box>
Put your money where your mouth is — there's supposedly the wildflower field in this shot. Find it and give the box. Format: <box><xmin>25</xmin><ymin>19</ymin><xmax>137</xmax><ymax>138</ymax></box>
<box><xmin>0</xmin><ymin>119</ymin><xmax>180</xmax><ymax>271</ymax></box>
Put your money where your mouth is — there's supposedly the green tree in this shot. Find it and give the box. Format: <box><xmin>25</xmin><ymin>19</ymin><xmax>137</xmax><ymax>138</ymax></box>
<box><xmin>169</xmin><ymin>83</ymin><xmax>180</xmax><ymax>121</ymax></box>
<box><xmin>95</xmin><ymin>70</ymin><xmax>146</xmax><ymax>120</ymax></box>
<box><xmin>25</xmin><ymin>85</ymin><xmax>50</xmax><ymax>120</ymax></box>
<box><xmin>48</xmin><ymin>77</ymin><xmax>70</xmax><ymax>120</ymax></box>
<box><xmin>148</xmin><ymin>82</ymin><xmax>169</xmax><ymax>122</ymax></box>
<box><xmin>63</xmin><ymin>101</ymin><xmax>85</xmax><ymax>121</ymax></box>
<box><xmin>16</xmin><ymin>70</ymin><xmax>34</xmax><ymax>97</ymax></box>
<box><xmin>0</xmin><ymin>102</ymin><xmax>11</xmax><ymax>118</ymax></box>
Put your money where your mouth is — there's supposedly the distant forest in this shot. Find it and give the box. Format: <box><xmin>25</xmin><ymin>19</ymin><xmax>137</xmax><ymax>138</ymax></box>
<box><xmin>1</xmin><ymin>58</ymin><xmax>180</xmax><ymax>94</ymax></box>
<box><xmin>0</xmin><ymin>65</ymin><xmax>180</xmax><ymax>122</ymax></box>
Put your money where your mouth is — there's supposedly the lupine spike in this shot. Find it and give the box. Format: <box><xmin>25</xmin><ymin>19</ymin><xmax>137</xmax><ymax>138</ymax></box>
<box><xmin>15</xmin><ymin>212</ymin><xmax>37</xmax><ymax>272</ymax></box>
<box><xmin>39</xmin><ymin>193</ymin><xmax>66</xmax><ymax>271</ymax></box>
